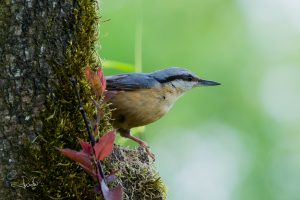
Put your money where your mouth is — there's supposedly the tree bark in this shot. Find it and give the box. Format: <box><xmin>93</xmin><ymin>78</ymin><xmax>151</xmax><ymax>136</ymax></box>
<box><xmin>0</xmin><ymin>0</ymin><xmax>166</xmax><ymax>199</ymax></box>
<box><xmin>0</xmin><ymin>0</ymin><xmax>98</xmax><ymax>199</ymax></box>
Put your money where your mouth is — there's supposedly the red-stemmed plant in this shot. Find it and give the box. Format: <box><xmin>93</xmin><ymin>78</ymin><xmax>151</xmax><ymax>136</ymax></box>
<box><xmin>59</xmin><ymin>67</ymin><xmax>122</xmax><ymax>200</ymax></box>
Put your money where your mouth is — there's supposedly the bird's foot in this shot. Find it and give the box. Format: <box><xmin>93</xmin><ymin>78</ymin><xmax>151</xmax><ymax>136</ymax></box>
<box><xmin>118</xmin><ymin>128</ymin><xmax>155</xmax><ymax>161</ymax></box>
<box><xmin>138</xmin><ymin>141</ymin><xmax>156</xmax><ymax>161</ymax></box>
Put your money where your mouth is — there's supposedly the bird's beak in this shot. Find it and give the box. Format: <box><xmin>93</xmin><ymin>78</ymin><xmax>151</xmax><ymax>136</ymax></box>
<box><xmin>196</xmin><ymin>79</ymin><xmax>221</xmax><ymax>87</ymax></box>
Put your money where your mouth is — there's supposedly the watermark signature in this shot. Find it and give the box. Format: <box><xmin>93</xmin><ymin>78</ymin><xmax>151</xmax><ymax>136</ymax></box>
<box><xmin>11</xmin><ymin>176</ymin><xmax>40</xmax><ymax>190</ymax></box>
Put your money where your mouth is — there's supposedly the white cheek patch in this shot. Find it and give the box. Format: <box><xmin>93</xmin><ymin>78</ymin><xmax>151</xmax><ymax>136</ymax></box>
<box><xmin>162</xmin><ymin>85</ymin><xmax>186</xmax><ymax>112</ymax></box>
<box><xmin>171</xmin><ymin>80</ymin><xmax>195</xmax><ymax>92</ymax></box>
<box><xmin>159</xmin><ymin>80</ymin><xmax>196</xmax><ymax>114</ymax></box>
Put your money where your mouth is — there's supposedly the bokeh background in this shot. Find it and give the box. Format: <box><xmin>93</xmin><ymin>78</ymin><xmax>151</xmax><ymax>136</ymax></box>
<box><xmin>98</xmin><ymin>0</ymin><xmax>300</xmax><ymax>199</ymax></box>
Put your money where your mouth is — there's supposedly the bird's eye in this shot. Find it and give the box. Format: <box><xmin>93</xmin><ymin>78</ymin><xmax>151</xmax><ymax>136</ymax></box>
<box><xmin>187</xmin><ymin>75</ymin><xmax>193</xmax><ymax>81</ymax></box>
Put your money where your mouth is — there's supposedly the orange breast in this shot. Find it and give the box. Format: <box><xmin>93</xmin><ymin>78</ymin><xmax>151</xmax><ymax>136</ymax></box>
<box><xmin>108</xmin><ymin>88</ymin><xmax>174</xmax><ymax>129</ymax></box>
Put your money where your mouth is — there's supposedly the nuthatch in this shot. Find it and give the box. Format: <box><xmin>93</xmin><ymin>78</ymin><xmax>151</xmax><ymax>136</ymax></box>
<box><xmin>106</xmin><ymin>67</ymin><xmax>220</xmax><ymax>159</ymax></box>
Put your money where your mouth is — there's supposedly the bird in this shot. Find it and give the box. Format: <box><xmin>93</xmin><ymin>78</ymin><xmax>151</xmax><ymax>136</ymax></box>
<box><xmin>105</xmin><ymin>67</ymin><xmax>220</xmax><ymax>159</ymax></box>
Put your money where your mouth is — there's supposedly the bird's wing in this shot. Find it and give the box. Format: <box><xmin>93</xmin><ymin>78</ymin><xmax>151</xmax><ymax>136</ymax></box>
<box><xmin>106</xmin><ymin>73</ymin><xmax>159</xmax><ymax>91</ymax></box>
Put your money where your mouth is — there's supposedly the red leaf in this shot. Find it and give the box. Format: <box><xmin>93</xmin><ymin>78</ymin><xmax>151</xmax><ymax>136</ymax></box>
<box><xmin>79</xmin><ymin>163</ymin><xmax>97</xmax><ymax>180</ymax></box>
<box><xmin>59</xmin><ymin>148</ymin><xmax>95</xmax><ymax>177</ymax></box>
<box><xmin>94</xmin><ymin>130</ymin><xmax>116</xmax><ymax>161</ymax></box>
<box><xmin>85</xmin><ymin>66</ymin><xmax>106</xmax><ymax>97</ymax></box>
<box><xmin>79</xmin><ymin>139</ymin><xmax>93</xmax><ymax>155</ymax></box>
<box><xmin>85</xmin><ymin>66</ymin><xmax>93</xmax><ymax>84</ymax></box>
<box><xmin>97</xmin><ymin>68</ymin><xmax>106</xmax><ymax>92</ymax></box>
<box><xmin>101</xmin><ymin>180</ymin><xmax>123</xmax><ymax>200</ymax></box>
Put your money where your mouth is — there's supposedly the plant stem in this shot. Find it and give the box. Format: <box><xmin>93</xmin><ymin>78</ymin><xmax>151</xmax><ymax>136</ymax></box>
<box><xmin>70</xmin><ymin>78</ymin><xmax>106</xmax><ymax>182</ymax></box>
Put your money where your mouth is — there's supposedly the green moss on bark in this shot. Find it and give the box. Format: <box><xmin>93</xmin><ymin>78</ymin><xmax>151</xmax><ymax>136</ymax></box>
<box><xmin>31</xmin><ymin>0</ymin><xmax>101</xmax><ymax>199</ymax></box>
<box><xmin>10</xmin><ymin>0</ymin><xmax>167</xmax><ymax>199</ymax></box>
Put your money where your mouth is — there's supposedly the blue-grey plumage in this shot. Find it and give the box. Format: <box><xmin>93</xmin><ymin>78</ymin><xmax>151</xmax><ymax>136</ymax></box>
<box><xmin>106</xmin><ymin>73</ymin><xmax>160</xmax><ymax>91</ymax></box>
<box><xmin>106</xmin><ymin>67</ymin><xmax>220</xmax><ymax>159</ymax></box>
<box><xmin>106</xmin><ymin>67</ymin><xmax>205</xmax><ymax>90</ymax></box>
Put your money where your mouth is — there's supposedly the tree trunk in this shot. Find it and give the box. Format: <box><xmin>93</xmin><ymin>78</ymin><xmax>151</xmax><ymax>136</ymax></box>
<box><xmin>0</xmin><ymin>0</ymin><xmax>166</xmax><ymax>199</ymax></box>
<box><xmin>0</xmin><ymin>0</ymin><xmax>99</xmax><ymax>199</ymax></box>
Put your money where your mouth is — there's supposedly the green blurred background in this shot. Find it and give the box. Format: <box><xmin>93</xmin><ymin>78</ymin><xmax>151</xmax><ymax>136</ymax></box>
<box><xmin>98</xmin><ymin>0</ymin><xmax>300</xmax><ymax>199</ymax></box>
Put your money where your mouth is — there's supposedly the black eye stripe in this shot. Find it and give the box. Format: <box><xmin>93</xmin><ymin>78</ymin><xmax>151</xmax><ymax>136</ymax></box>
<box><xmin>158</xmin><ymin>74</ymin><xmax>194</xmax><ymax>83</ymax></box>
<box><xmin>187</xmin><ymin>75</ymin><xmax>193</xmax><ymax>81</ymax></box>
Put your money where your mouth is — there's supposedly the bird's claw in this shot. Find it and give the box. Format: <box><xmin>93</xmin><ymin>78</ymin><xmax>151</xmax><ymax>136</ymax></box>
<box><xmin>118</xmin><ymin>129</ymin><xmax>156</xmax><ymax>160</ymax></box>
<box><xmin>140</xmin><ymin>142</ymin><xmax>155</xmax><ymax>161</ymax></box>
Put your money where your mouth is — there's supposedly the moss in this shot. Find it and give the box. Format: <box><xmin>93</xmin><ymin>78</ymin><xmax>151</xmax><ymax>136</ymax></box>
<box><xmin>30</xmin><ymin>0</ymin><xmax>102</xmax><ymax>199</ymax></box>
<box><xmin>21</xmin><ymin>0</ymin><xmax>167</xmax><ymax>199</ymax></box>
<box><xmin>106</xmin><ymin>146</ymin><xmax>167</xmax><ymax>200</ymax></box>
